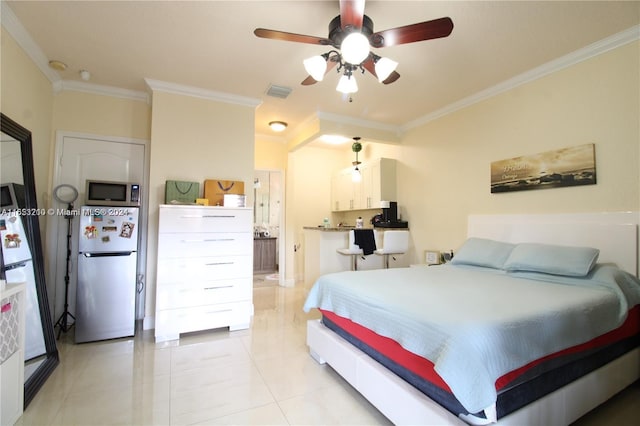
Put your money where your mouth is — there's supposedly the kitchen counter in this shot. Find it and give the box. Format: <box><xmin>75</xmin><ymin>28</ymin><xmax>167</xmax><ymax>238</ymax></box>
<box><xmin>303</xmin><ymin>226</ymin><xmax>372</xmax><ymax>232</ymax></box>
<box><xmin>303</xmin><ymin>227</ymin><xmax>410</xmax><ymax>285</ymax></box>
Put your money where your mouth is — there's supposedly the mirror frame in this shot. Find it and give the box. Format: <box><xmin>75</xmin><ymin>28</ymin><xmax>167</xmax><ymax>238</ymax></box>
<box><xmin>1</xmin><ymin>113</ymin><xmax>59</xmax><ymax>407</ymax></box>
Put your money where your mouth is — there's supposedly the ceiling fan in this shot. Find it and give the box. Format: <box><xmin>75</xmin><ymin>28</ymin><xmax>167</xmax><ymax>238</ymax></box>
<box><xmin>254</xmin><ymin>0</ymin><xmax>453</xmax><ymax>94</ymax></box>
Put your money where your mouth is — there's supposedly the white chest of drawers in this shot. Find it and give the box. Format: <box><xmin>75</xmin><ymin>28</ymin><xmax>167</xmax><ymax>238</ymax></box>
<box><xmin>155</xmin><ymin>205</ymin><xmax>253</xmax><ymax>342</ymax></box>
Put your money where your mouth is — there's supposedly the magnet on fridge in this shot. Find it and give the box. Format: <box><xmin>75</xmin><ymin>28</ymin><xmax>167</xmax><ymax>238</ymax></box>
<box><xmin>101</xmin><ymin>236</ymin><xmax>110</xmax><ymax>243</ymax></box>
<box><xmin>84</xmin><ymin>225</ymin><xmax>98</xmax><ymax>239</ymax></box>
<box><xmin>0</xmin><ymin>219</ymin><xmax>6</xmax><ymax>230</ymax></box>
<box><xmin>3</xmin><ymin>233</ymin><xmax>21</xmax><ymax>249</ymax></box>
<box><xmin>119</xmin><ymin>222</ymin><xmax>134</xmax><ymax>238</ymax></box>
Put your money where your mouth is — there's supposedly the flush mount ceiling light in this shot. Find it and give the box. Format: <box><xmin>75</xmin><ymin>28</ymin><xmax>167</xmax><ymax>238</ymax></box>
<box><xmin>268</xmin><ymin>121</ymin><xmax>288</xmax><ymax>132</ymax></box>
<box><xmin>48</xmin><ymin>60</ymin><xmax>67</xmax><ymax>71</ymax></box>
<box><xmin>254</xmin><ymin>0</ymin><xmax>453</xmax><ymax>95</ymax></box>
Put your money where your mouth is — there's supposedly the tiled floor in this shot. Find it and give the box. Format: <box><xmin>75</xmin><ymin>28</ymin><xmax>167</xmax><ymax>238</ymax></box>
<box><xmin>18</xmin><ymin>279</ymin><xmax>639</xmax><ymax>425</ymax></box>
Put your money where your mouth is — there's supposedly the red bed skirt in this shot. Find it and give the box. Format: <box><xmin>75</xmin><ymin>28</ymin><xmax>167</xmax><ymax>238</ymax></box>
<box><xmin>319</xmin><ymin>305</ymin><xmax>640</xmax><ymax>394</ymax></box>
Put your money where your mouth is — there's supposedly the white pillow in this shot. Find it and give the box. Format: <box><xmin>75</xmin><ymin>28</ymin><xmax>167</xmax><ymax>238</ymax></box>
<box><xmin>450</xmin><ymin>238</ymin><xmax>516</xmax><ymax>270</ymax></box>
<box><xmin>504</xmin><ymin>243</ymin><xmax>599</xmax><ymax>277</ymax></box>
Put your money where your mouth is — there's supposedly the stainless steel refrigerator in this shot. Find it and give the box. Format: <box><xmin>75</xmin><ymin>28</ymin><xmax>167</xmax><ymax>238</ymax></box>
<box><xmin>75</xmin><ymin>206</ymin><xmax>139</xmax><ymax>343</ymax></box>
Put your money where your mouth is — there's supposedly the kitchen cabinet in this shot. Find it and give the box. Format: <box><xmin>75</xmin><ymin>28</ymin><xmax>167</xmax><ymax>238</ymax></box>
<box><xmin>331</xmin><ymin>169</ymin><xmax>355</xmax><ymax>211</ymax></box>
<box><xmin>253</xmin><ymin>237</ymin><xmax>277</xmax><ymax>274</ymax></box>
<box><xmin>331</xmin><ymin>158</ymin><xmax>396</xmax><ymax>212</ymax></box>
<box><xmin>155</xmin><ymin>205</ymin><xmax>253</xmax><ymax>342</ymax></box>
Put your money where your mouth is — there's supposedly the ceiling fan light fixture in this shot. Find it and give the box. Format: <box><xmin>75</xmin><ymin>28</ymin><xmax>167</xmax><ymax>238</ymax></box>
<box><xmin>374</xmin><ymin>57</ymin><xmax>398</xmax><ymax>82</ymax></box>
<box><xmin>303</xmin><ymin>55</ymin><xmax>328</xmax><ymax>81</ymax></box>
<box><xmin>336</xmin><ymin>73</ymin><xmax>358</xmax><ymax>94</ymax></box>
<box><xmin>268</xmin><ymin>121</ymin><xmax>288</xmax><ymax>132</ymax></box>
<box><xmin>340</xmin><ymin>32</ymin><xmax>370</xmax><ymax>64</ymax></box>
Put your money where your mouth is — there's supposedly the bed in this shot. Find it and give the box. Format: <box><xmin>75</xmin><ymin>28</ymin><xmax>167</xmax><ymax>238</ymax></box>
<box><xmin>304</xmin><ymin>212</ymin><xmax>640</xmax><ymax>425</ymax></box>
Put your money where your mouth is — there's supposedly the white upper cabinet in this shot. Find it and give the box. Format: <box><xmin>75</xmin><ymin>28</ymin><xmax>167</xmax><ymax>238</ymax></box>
<box><xmin>331</xmin><ymin>158</ymin><xmax>396</xmax><ymax>212</ymax></box>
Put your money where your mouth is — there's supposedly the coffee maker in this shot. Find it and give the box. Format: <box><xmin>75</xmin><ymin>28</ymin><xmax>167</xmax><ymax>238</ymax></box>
<box><xmin>374</xmin><ymin>201</ymin><xmax>408</xmax><ymax>228</ymax></box>
<box><xmin>383</xmin><ymin>201</ymin><xmax>398</xmax><ymax>222</ymax></box>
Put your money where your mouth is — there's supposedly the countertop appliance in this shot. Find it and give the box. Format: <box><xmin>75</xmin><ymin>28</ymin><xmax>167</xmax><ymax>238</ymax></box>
<box><xmin>85</xmin><ymin>180</ymin><xmax>140</xmax><ymax>207</ymax></box>
<box><xmin>372</xmin><ymin>201</ymin><xmax>409</xmax><ymax>228</ymax></box>
<box><xmin>75</xmin><ymin>206</ymin><xmax>139</xmax><ymax>343</ymax></box>
<box><xmin>0</xmin><ymin>211</ymin><xmax>46</xmax><ymax>360</ymax></box>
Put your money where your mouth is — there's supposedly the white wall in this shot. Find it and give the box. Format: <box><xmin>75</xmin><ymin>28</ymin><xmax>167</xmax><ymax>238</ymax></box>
<box><xmin>398</xmin><ymin>41</ymin><xmax>639</xmax><ymax>261</ymax></box>
<box><xmin>145</xmin><ymin>89</ymin><xmax>256</xmax><ymax>323</ymax></box>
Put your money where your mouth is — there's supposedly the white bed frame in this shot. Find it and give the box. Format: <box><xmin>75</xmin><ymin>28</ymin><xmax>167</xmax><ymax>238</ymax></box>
<box><xmin>307</xmin><ymin>212</ymin><xmax>640</xmax><ymax>425</ymax></box>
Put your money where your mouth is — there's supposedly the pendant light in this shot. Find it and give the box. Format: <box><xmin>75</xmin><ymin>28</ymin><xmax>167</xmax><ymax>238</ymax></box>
<box><xmin>351</xmin><ymin>137</ymin><xmax>363</xmax><ymax>182</ymax></box>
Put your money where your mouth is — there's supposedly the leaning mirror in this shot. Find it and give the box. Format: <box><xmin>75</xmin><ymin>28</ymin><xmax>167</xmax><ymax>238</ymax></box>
<box><xmin>1</xmin><ymin>113</ymin><xmax>59</xmax><ymax>407</ymax></box>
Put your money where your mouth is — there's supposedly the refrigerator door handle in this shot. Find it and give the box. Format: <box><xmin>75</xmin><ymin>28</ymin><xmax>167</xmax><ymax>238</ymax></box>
<box><xmin>2</xmin><ymin>261</ymin><xmax>27</xmax><ymax>271</ymax></box>
<box><xmin>82</xmin><ymin>251</ymin><xmax>134</xmax><ymax>257</ymax></box>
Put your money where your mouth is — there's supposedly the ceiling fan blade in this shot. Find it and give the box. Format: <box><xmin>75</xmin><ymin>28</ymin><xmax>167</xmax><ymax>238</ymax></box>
<box><xmin>301</xmin><ymin>57</ymin><xmax>339</xmax><ymax>86</ymax></box>
<box><xmin>382</xmin><ymin>71</ymin><xmax>400</xmax><ymax>85</ymax></box>
<box><xmin>254</xmin><ymin>28</ymin><xmax>331</xmax><ymax>45</ymax></box>
<box><xmin>339</xmin><ymin>0</ymin><xmax>365</xmax><ymax>30</ymax></box>
<box><xmin>361</xmin><ymin>56</ymin><xmax>377</xmax><ymax>78</ymax></box>
<box><xmin>301</xmin><ymin>75</ymin><xmax>318</xmax><ymax>86</ymax></box>
<box><xmin>369</xmin><ymin>17</ymin><xmax>454</xmax><ymax>48</ymax></box>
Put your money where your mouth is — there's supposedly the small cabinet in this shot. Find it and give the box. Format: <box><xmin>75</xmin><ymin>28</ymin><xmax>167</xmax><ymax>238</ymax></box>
<box><xmin>1</xmin><ymin>283</ymin><xmax>26</xmax><ymax>426</ymax></box>
<box><xmin>331</xmin><ymin>158</ymin><xmax>396</xmax><ymax>212</ymax></box>
<box><xmin>253</xmin><ymin>237</ymin><xmax>277</xmax><ymax>274</ymax></box>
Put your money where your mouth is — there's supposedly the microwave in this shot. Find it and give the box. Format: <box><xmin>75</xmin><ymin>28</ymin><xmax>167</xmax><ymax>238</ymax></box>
<box><xmin>0</xmin><ymin>182</ymin><xmax>26</xmax><ymax>211</ymax></box>
<box><xmin>85</xmin><ymin>180</ymin><xmax>140</xmax><ymax>207</ymax></box>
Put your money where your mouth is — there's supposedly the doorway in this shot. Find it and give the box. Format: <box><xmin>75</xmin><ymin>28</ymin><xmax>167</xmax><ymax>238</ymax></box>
<box><xmin>46</xmin><ymin>132</ymin><xmax>149</xmax><ymax>323</ymax></box>
<box><xmin>253</xmin><ymin>169</ymin><xmax>282</xmax><ymax>286</ymax></box>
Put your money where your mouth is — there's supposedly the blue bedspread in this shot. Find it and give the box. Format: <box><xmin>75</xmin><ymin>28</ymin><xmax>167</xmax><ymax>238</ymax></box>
<box><xmin>303</xmin><ymin>264</ymin><xmax>640</xmax><ymax>417</ymax></box>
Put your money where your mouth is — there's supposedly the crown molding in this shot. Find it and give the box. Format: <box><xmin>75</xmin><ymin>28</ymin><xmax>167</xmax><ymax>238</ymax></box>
<box><xmin>145</xmin><ymin>78</ymin><xmax>262</xmax><ymax>108</ymax></box>
<box><xmin>403</xmin><ymin>24</ymin><xmax>640</xmax><ymax>132</ymax></box>
<box><xmin>53</xmin><ymin>80</ymin><xmax>150</xmax><ymax>103</ymax></box>
<box><xmin>317</xmin><ymin>111</ymin><xmax>402</xmax><ymax>135</ymax></box>
<box><xmin>1</xmin><ymin>1</ymin><xmax>60</xmax><ymax>84</ymax></box>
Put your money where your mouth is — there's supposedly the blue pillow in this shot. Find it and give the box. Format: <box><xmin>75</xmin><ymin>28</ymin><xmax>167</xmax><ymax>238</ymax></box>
<box><xmin>450</xmin><ymin>238</ymin><xmax>516</xmax><ymax>269</ymax></box>
<box><xmin>504</xmin><ymin>243</ymin><xmax>599</xmax><ymax>277</ymax></box>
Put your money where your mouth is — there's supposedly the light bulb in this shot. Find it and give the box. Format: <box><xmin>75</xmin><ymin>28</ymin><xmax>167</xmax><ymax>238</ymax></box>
<box><xmin>341</xmin><ymin>32</ymin><xmax>370</xmax><ymax>64</ymax></box>
<box><xmin>352</xmin><ymin>166</ymin><xmax>362</xmax><ymax>182</ymax></box>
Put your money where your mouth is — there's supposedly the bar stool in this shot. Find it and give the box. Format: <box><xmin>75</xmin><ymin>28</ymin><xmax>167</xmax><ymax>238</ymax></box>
<box><xmin>374</xmin><ymin>230</ymin><xmax>409</xmax><ymax>268</ymax></box>
<box><xmin>337</xmin><ymin>230</ymin><xmax>364</xmax><ymax>270</ymax></box>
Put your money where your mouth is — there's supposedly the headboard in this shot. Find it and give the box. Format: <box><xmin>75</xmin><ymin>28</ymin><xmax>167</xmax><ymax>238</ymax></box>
<box><xmin>468</xmin><ymin>212</ymin><xmax>639</xmax><ymax>277</ymax></box>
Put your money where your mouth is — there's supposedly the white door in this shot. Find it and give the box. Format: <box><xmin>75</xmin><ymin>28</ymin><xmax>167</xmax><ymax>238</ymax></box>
<box><xmin>47</xmin><ymin>133</ymin><xmax>148</xmax><ymax>322</ymax></box>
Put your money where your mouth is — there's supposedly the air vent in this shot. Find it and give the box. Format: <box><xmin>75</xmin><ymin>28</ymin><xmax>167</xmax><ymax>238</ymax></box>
<box><xmin>266</xmin><ymin>84</ymin><xmax>292</xmax><ymax>99</ymax></box>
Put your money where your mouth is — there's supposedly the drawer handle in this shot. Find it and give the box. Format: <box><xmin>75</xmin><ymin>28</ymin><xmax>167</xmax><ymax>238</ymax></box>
<box><xmin>205</xmin><ymin>262</ymin><xmax>234</xmax><ymax>266</ymax></box>
<box><xmin>203</xmin><ymin>215</ymin><xmax>236</xmax><ymax>218</ymax></box>
<box><xmin>204</xmin><ymin>285</ymin><xmax>234</xmax><ymax>290</ymax></box>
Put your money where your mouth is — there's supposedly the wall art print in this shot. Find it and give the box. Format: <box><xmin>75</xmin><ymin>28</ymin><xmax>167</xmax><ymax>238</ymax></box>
<box><xmin>491</xmin><ymin>143</ymin><xmax>596</xmax><ymax>193</ymax></box>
